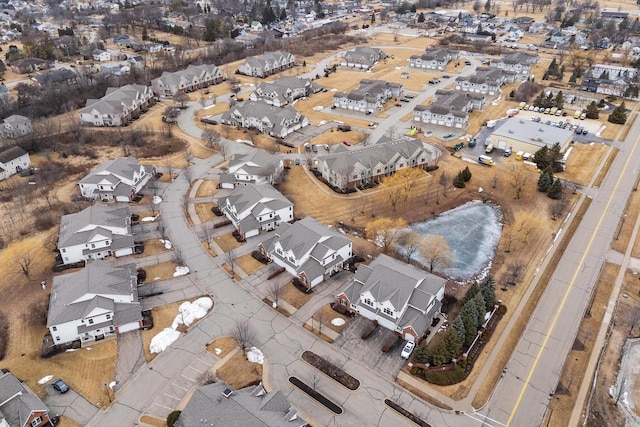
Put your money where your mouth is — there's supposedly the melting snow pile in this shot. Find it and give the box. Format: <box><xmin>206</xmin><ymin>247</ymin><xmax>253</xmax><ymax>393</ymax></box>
<box><xmin>173</xmin><ymin>266</ymin><xmax>190</xmax><ymax>277</ymax></box>
<box><xmin>150</xmin><ymin>328</ymin><xmax>181</xmax><ymax>354</ymax></box>
<box><xmin>142</xmin><ymin>215</ymin><xmax>159</xmax><ymax>222</ymax></box>
<box><xmin>247</xmin><ymin>347</ymin><xmax>264</xmax><ymax>364</ymax></box>
<box><xmin>109</xmin><ymin>381</ymin><xmax>116</xmax><ymax>389</ymax></box>
<box><xmin>171</xmin><ymin>297</ymin><xmax>213</xmax><ymax>328</ymax></box>
<box><xmin>37</xmin><ymin>375</ymin><xmax>53</xmax><ymax>385</ymax></box>
<box><xmin>215</xmin><ymin>348</ymin><xmax>222</xmax><ymax>355</ymax></box>
<box><xmin>160</xmin><ymin>239</ymin><xmax>172</xmax><ymax>249</ymax></box>
<box><xmin>153</xmin><ymin>196</ymin><xmax>162</xmax><ymax>204</ymax></box>
<box><xmin>331</xmin><ymin>318</ymin><xmax>345</xmax><ymax>327</ymax></box>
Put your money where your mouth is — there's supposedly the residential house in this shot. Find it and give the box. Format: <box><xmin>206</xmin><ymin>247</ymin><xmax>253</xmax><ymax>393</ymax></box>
<box><xmin>259</xmin><ymin>217</ymin><xmax>352</xmax><ymax>289</ymax></box>
<box><xmin>0</xmin><ymin>371</ymin><xmax>54</xmax><ymax>427</ymax></box>
<box><xmin>145</xmin><ymin>43</ymin><xmax>163</xmax><ymax>53</ymax></box>
<box><xmin>47</xmin><ymin>261</ymin><xmax>142</xmax><ymax>345</ymax></box>
<box><xmin>250</xmin><ymin>21</ymin><xmax>264</xmax><ymax>32</ymax></box>
<box><xmin>250</xmin><ymin>76</ymin><xmax>319</xmax><ymax>107</ymax></box>
<box><xmin>409</xmin><ymin>48</ymin><xmax>459</xmax><ymax>70</ymax></box>
<box><xmin>513</xmin><ymin>16</ymin><xmax>534</xmax><ymax>31</ymax></box>
<box><xmin>92</xmin><ymin>49</ymin><xmax>111</xmax><ymax>62</ymax></box>
<box><xmin>237</xmin><ymin>51</ymin><xmax>295</xmax><ymax>78</ymax></box>
<box><xmin>316</xmin><ymin>138</ymin><xmax>440</xmax><ymax>191</ymax></box>
<box><xmin>175</xmin><ymin>382</ymin><xmax>306</xmax><ymax>427</ymax></box>
<box><xmin>412</xmin><ymin>90</ymin><xmax>484</xmax><ymax>128</ymax></box>
<box><xmin>493</xmin><ymin>51</ymin><xmax>538</xmax><ymax>74</ymax></box>
<box><xmin>580</xmin><ymin>64</ymin><xmax>638</xmax><ymax>97</ymax></box>
<box><xmin>340</xmin><ymin>46</ymin><xmax>388</xmax><ymax>70</ymax></box>
<box><xmin>335</xmin><ymin>254</ymin><xmax>446</xmax><ymax>342</ymax></box>
<box><xmin>31</xmin><ymin>68</ymin><xmax>77</xmax><ymax>87</ymax></box>
<box><xmin>79</xmin><ymin>84</ymin><xmax>155</xmax><ymax>127</ymax></box>
<box><xmin>58</xmin><ymin>204</ymin><xmax>134</xmax><ymax>265</ymax></box>
<box><xmin>10</xmin><ymin>58</ymin><xmax>49</xmax><ymax>74</ymax></box>
<box><xmin>220</xmin><ymin>184</ymin><xmax>293</xmax><ymax>239</ymax></box>
<box><xmin>79</xmin><ymin>157</ymin><xmax>154</xmax><ymax>202</ymax></box>
<box><xmin>220</xmin><ymin>100</ymin><xmax>308</xmax><ymax>139</ymax></box>
<box><xmin>454</xmin><ymin>66</ymin><xmax>517</xmax><ymax>98</ymax></box>
<box><xmin>128</xmin><ymin>55</ymin><xmax>145</xmax><ymax>69</ymax></box>
<box><xmin>590</xmin><ymin>64</ymin><xmax>638</xmax><ymax>80</ymax></box>
<box><xmin>151</xmin><ymin>63</ymin><xmax>224</xmax><ymax>97</ymax></box>
<box><xmin>220</xmin><ymin>149</ymin><xmax>284</xmax><ymax>189</ymax></box>
<box><xmin>0</xmin><ymin>115</ymin><xmax>32</xmax><ymax>139</ymax></box>
<box><xmin>333</xmin><ymin>79</ymin><xmax>403</xmax><ymax>113</ymax></box>
<box><xmin>0</xmin><ymin>145</ymin><xmax>30</xmax><ymax>180</ymax></box>
<box><xmin>235</xmin><ymin>33</ymin><xmax>264</xmax><ymax>48</ymax></box>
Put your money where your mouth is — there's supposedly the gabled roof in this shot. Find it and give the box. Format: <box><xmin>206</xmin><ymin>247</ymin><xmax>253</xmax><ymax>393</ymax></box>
<box><xmin>79</xmin><ymin>157</ymin><xmax>144</xmax><ymax>186</ymax></box>
<box><xmin>58</xmin><ymin>204</ymin><xmax>130</xmax><ymax>248</ymax></box>
<box><xmin>0</xmin><ymin>372</ymin><xmax>49</xmax><ymax>427</ymax></box>
<box><xmin>221</xmin><ymin>183</ymin><xmax>292</xmax><ymax>221</ymax></box>
<box><xmin>229</xmin><ymin>149</ymin><xmax>281</xmax><ymax>177</ymax></box>
<box><xmin>47</xmin><ymin>261</ymin><xmax>139</xmax><ymax>326</ymax></box>
<box><xmin>0</xmin><ymin>145</ymin><xmax>27</xmax><ymax>163</ymax></box>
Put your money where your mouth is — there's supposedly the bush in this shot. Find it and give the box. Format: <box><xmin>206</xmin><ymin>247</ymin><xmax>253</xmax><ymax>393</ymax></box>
<box><xmin>34</xmin><ymin>213</ymin><xmax>56</xmax><ymax>232</ymax></box>
<box><xmin>166</xmin><ymin>410</ymin><xmax>181</xmax><ymax>427</ymax></box>
<box><xmin>423</xmin><ymin>364</ymin><xmax>466</xmax><ymax>385</ymax></box>
<box><xmin>496</xmin><ymin>304</ymin><xmax>508</xmax><ymax>316</ymax></box>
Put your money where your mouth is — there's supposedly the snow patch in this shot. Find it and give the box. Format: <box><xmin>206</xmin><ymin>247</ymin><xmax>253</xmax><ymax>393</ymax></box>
<box><xmin>142</xmin><ymin>215</ymin><xmax>159</xmax><ymax>222</ymax></box>
<box><xmin>153</xmin><ymin>276</ymin><xmax>161</xmax><ymax>281</ymax></box>
<box><xmin>160</xmin><ymin>239</ymin><xmax>172</xmax><ymax>249</ymax></box>
<box><xmin>215</xmin><ymin>348</ymin><xmax>222</xmax><ymax>355</ymax></box>
<box><xmin>38</xmin><ymin>375</ymin><xmax>53</xmax><ymax>385</ymax></box>
<box><xmin>109</xmin><ymin>381</ymin><xmax>116</xmax><ymax>389</ymax></box>
<box><xmin>150</xmin><ymin>328</ymin><xmax>181</xmax><ymax>354</ymax></box>
<box><xmin>65</xmin><ymin>349</ymin><xmax>78</xmax><ymax>352</ymax></box>
<box><xmin>173</xmin><ymin>266</ymin><xmax>190</xmax><ymax>277</ymax></box>
<box><xmin>331</xmin><ymin>318</ymin><xmax>345</xmax><ymax>326</ymax></box>
<box><xmin>153</xmin><ymin>196</ymin><xmax>162</xmax><ymax>204</ymax></box>
<box><xmin>171</xmin><ymin>297</ymin><xmax>213</xmax><ymax>328</ymax></box>
<box><xmin>247</xmin><ymin>347</ymin><xmax>264</xmax><ymax>364</ymax></box>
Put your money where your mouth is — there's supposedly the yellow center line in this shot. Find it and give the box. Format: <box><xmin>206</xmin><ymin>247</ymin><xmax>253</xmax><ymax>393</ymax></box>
<box><xmin>507</xmin><ymin>123</ymin><xmax>640</xmax><ymax>425</ymax></box>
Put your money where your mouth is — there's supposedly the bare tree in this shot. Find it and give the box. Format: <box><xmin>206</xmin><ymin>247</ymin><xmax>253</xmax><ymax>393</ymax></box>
<box><xmin>492</xmin><ymin>173</ymin><xmax>499</xmax><ymax>189</ymax></box>
<box><xmin>174</xmin><ymin>91</ymin><xmax>189</xmax><ymax>108</ymax></box>
<box><xmin>226</xmin><ymin>248</ymin><xmax>237</xmax><ymax>277</ymax></box>
<box><xmin>506</xmin><ymin>261</ymin><xmax>526</xmax><ymax>285</ymax></box>
<box><xmin>396</xmin><ymin>230</ymin><xmax>422</xmax><ymax>263</ymax></box>
<box><xmin>386</xmin><ymin>125</ymin><xmax>398</xmax><ymax>140</ymax></box>
<box><xmin>367</xmin><ymin>217</ymin><xmax>408</xmax><ymax>254</ymax></box>
<box><xmin>217</xmin><ymin>140</ymin><xmax>229</xmax><ymax>160</ymax></box>
<box><xmin>418</xmin><ymin>235</ymin><xmax>453</xmax><ymax>273</ymax></box>
<box><xmin>201</xmin><ymin>129</ymin><xmax>221</xmax><ymax>148</ymax></box>
<box><xmin>267</xmin><ymin>281</ymin><xmax>283</xmax><ymax>308</ymax></box>
<box><xmin>199</xmin><ymin>222</ymin><xmax>216</xmax><ymax>249</ymax></box>
<box><xmin>509</xmin><ymin>164</ymin><xmax>529</xmax><ymax>200</ymax></box>
<box><xmin>439</xmin><ymin>171</ymin><xmax>450</xmax><ymax>197</ymax></box>
<box><xmin>548</xmin><ymin>197</ymin><xmax>569</xmax><ymax>220</ymax></box>
<box><xmin>231</xmin><ymin>319</ymin><xmax>256</xmax><ymax>357</ymax></box>
<box><xmin>183</xmin><ymin>165</ymin><xmax>193</xmax><ymax>185</ymax></box>
<box><xmin>309</xmin><ymin>370</ymin><xmax>321</xmax><ymax>391</ymax></box>
<box><xmin>165</xmin><ymin>160</ymin><xmax>175</xmax><ymax>182</ymax></box>
<box><xmin>220</xmin><ymin>124</ymin><xmax>233</xmax><ymax>139</ymax></box>
<box><xmin>184</xmin><ymin>148</ymin><xmax>193</xmax><ymax>164</ymax></box>
<box><xmin>13</xmin><ymin>252</ymin><xmax>36</xmax><ymax>280</ymax></box>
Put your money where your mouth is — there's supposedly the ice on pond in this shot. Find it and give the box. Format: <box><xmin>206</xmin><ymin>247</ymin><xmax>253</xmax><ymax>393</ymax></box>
<box><xmin>400</xmin><ymin>201</ymin><xmax>502</xmax><ymax>280</ymax></box>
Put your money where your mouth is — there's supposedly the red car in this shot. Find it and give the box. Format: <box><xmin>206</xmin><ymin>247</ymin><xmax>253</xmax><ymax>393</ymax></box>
<box><xmin>342</xmin><ymin>140</ymin><xmax>351</xmax><ymax>146</ymax></box>
<box><xmin>395</xmin><ymin>103</ymin><xmax>402</xmax><ymax>107</ymax></box>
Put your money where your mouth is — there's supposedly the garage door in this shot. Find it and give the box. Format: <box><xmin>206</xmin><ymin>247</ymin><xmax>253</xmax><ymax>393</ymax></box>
<box><xmin>117</xmin><ymin>322</ymin><xmax>140</xmax><ymax>334</ymax></box>
<box><xmin>115</xmin><ymin>248</ymin><xmax>133</xmax><ymax>257</ymax></box>
<box><xmin>498</xmin><ymin>140</ymin><xmax>507</xmax><ymax>150</ymax></box>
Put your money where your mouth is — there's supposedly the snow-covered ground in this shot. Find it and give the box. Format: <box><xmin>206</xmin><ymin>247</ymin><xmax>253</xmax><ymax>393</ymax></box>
<box><xmin>160</xmin><ymin>239</ymin><xmax>172</xmax><ymax>249</ymax></box>
<box><xmin>38</xmin><ymin>375</ymin><xmax>53</xmax><ymax>385</ymax></box>
<box><xmin>142</xmin><ymin>214</ymin><xmax>159</xmax><ymax>222</ymax></box>
<box><xmin>152</xmin><ymin>196</ymin><xmax>162</xmax><ymax>204</ymax></box>
<box><xmin>399</xmin><ymin>201</ymin><xmax>503</xmax><ymax>280</ymax></box>
<box><xmin>150</xmin><ymin>297</ymin><xmax>213</xmax><ymax>354</ymax></box>
<box><xmin>247</xmin><ymin>347</ymin><xmax>264</xmax><ymax>364</ymax></box>
<box><xmin>173</xmin><ymin>266</ymin><xmax>190</xmax><ymax>277</ymax></box>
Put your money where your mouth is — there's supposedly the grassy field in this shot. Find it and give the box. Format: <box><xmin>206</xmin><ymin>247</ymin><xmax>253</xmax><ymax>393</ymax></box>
<box><xmin>235</xmin><ymin>253</ymin><xmax>265</xmax><ymax>276</ymax></box>
<box><xmin>216</xmin><ymin>351</ymin><xmax>263</xmax><ymax>389</ymax></box>
<box><xmin>280</xmin><ymin>282</ymin><xmax>314</xmax><ymax>309</ymax></box>
<box><xmin>144</xmin><ymin>262</ymin><xmax>179</xmax><ymax>282</ymax></box>
<box><xmin>194</xmin><ymin>202</ymin><xmax>216</xmax><ymax>223</ymax></box>
<box><xmin>195</xmin><ymin>180</ymin><xmax>219</xmax><ymax>198</ymax></box>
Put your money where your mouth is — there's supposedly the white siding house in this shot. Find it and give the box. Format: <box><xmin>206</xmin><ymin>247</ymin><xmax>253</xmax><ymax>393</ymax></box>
<box><xmin>238</xmin><ymin>51</ymin><xmax>295</xmax><ymax>78</ymax></box>
<box><xmin>0</xmin><ymin>145</ymin><xmax>30</xmax><ymax>180</ymax></box>
<box><xmin>220</xmin><ymin>149</ymin><xmax>284</xmax><ymax>189</ymax></box>
<box><xmin>79</xmin><ymin>157</ymin><xmax>153</xmax><ymax>202</ymax></box>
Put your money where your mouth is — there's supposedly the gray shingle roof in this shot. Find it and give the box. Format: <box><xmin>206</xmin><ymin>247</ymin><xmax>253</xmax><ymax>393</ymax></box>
<box><xmin>0</xmin><ymin>145</ymin><xmax>27</xmax><ymax>163</ymax></box>
<box><xmin>0</xmin><ymin>372</ymin><xmax>49</xmax><ymax>427</ymax></box>
<box><xmin>58</xmin><ymin>204</ymin><xmax>131</xmax><ymax>248</ymax></box>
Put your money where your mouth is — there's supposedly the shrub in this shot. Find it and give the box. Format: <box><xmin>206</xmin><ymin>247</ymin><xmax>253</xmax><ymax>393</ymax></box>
<box><xmin>166</xmin><ymin>410</ymin><xmax>181</xmax><ymax>427</ymax></box>
<box><xmin>496</xmin><ymin>305</ymin><xmax>508</xmax><ymax>316</ymax></box>
<box><xmin>423</xmin><ymin>364</ymin><xmax>466</xmax><ymax>385</ymax></box>
<box><xmin>0</xmin><ymin>312</ymin><xmax>8</xmax><ymax>360</ymax></box>
<box><xmin>34</xmin><ymin>213</ymin><xmax>56</xmax><ymax>232</ymax></box>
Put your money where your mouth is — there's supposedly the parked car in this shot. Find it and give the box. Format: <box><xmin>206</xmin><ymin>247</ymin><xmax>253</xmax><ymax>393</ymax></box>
<box><xmin>582</xmin><ymin>128</ymin><xmax>588</xmax><ymax>135</ymax></box>
<box><xmin>401</xmin><ymin>341</ymin><xmax>415</xmax><ymax>359</ymax></box>
<box><xmin>400</xmin><ymin>98</ymin><xmax>410</xmax><ymax>102</ymax></box>
<box><xmin>405</xmin><ymin>93</ymin><xmax>415</xmax><ymax>99</ymax></box>
<box><xmin>395</xmin><ymin>103</ymin><xmax>402</xmax><ymax>107</ymax></box>
<box><xmin>342</xmin><ymin>140</ymin><xmax>351</xmax><ymax>146</ymax></box>
<box><xmin>504</xmin><ymin>148</ymin><xmax>512</xmax><ymax>157</ymax></box>
<box><xmin>464</xmin><ymin>60</ymin><xmax>472</xmax><ymax>65</ymax></box>
<box><xmin>52</xmin><ymin>379</ymin><xmax>69</xmax><ymax>393</ymax></box>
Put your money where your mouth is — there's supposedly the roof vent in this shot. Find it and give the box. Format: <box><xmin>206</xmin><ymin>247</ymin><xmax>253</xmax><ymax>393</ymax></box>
<box><xmin>508</xmin><ymin>130</ymin><xmax>514</xmax><ymax>134</ymax></box>
<box><xmin>222</xmin><ymin>387</ymin><xmax>233</xmax><ymax>398</ymax></box>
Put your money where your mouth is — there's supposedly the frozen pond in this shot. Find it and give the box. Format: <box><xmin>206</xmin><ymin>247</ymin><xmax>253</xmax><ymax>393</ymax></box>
<box><xmin>401</xmin><ymin>201</ymin><xmax>503</xmax><ymax>280</ymax></box>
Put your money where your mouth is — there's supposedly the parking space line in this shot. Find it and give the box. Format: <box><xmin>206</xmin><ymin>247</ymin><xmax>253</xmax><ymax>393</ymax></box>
<box><xmin>187</xmin><ymin>365</ymin><xmax>204</xmax><ymax>374</ymax></box>
<box><xmin>163</xmin><ymin>393</ymin><xmax>182</xmax><ymax>401</ymax></box>
<box><xmin>153</xmin><ymin>402</ymin><xmax>174</xmax><ymax>410</ymax></box>
<box><xmin>181</xmin><ymin>373</ymin><xmax>197</xmax><ymax>382</ymax></box>
<box><xmin>172</xmin><ymin>382</ymin><xmax>190</xmax><ymax>392</ymax></box>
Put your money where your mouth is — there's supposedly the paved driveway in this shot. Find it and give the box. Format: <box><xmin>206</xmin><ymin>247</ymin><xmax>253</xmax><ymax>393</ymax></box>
<box><xmin>334</xmin><ymin>315</ymin><xmax>406</xmax><ymax>380</ymax></box>
<box><xmin>44</xmin><ymin>386</ymin><xmax>99</xmax><ymax>425</ymax></box>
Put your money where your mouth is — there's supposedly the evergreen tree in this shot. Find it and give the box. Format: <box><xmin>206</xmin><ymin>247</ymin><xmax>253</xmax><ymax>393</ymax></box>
<box><xmin>473</xmin><ymin>293</ymin><xmax>487</xmax><ymax>326</ymax></box>
<box><xmin>442</xmin><ymin>328</ymin><xmax>461</xmax><ymax>361</ymax></box>
<box><xmin>569</xmin><ymin>71</ymin><xmax>577</xmax><ymax>84</ymax></box>
<box><xmin>453</xmin><ymin>171</ymin><xmax>466</xmax><ymax>188</ymax></box>
<box><xmin>484</xmin><ymin>0</ymin><xmax>491</xmax><ymax>13</ymax></box>
<box><xmin>371</xmin><ymin>13</ymin><xmax>375</xmax><ymax>23</ymax></box>
<box><xmin>462</xmin><ymin>166</ymin><xmax>472</xmax><ymax>182</ymax></box>
<box><xmin>585</xmin><ymin>100</ymin><xmax>599</xmax><ymax>119</ymax></box>
<box><xmin>547</xmin><ymin>178</ymin><xmax>564</xmax><ymax>199</ymax></box>
<box><xmin>414</xmin><ymin>341</ymin><xmax>430</xmax><ymax>363</ymax></box>
<box><xmin>555</xmin><ymin>90</ymin><xmax>564</xmax><ymax>109</ymax></box>
<box><xmin>545</xmin><ymin>92</ymin><xmax>555</xmax><ymax>108</ymax></box>
<box><xmin>533</xmin><ymin>91</ymin><xmax>546</xmax><ymax>108</ymax></box>
<box><xmin>418</xmin><ymin>12</ymin><xmax>425</xmax><ymax>23</ymax></box>
<box><xmin>461</xmin><ymin>299</ymin><xmax>480</xmax><ymax>328</ymax></box>
<box><xmin>600</xmin><ymin>70</ymin><xmax>610</xmax><ymax>80</ymax></box>
<box><xmin>463</xmin><ymin>283</ymin><xmax>480</xmax><ymax>305</ymax></box>
<box><xmin>533</xmin><ymin>146</ymin><xmax>549</xmax><ymax>170</ymax></box>
<box><xmin>463</xmin><ymin>314</ymin><xmax>477</xmax><ymax>347</ymax></box>
<box><xmin>451</xmin><ymin>316</ymin><xmax>466</xmax><ymax>348</ymax></box>
<box><xmin>537</xmin><ymin>166</ymin><xmax>553</xmax><ymax>192</ymax></box>
<box><xmin>410</xmin><ymin>4</ymin><xmax>417</xmax><ymax>12</ymax></box>
<box><xmin>608</xmin><ymin>102</ymin><xmax>627</xmax><ymax>124</ymax></box>
<box><xmin>142</xmin><ymin>27</ymin><xmax>148</xmax><ymax>41</ymax></box>
<box><xmin>479</xmin><ymin>275</ymin><xmax>496</xmax><ymax>310</ymax></box>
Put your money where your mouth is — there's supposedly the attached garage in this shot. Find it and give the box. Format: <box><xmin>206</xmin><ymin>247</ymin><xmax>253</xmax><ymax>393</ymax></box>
<box><xmin>117</xmin><ymin>321</ymin><xmax>141</xmax><ymax>334</ymax></box>
<box><xmin>114</xmin><ymin>247</ymin><xmax>133</xmax><ymax>257</ymax></box>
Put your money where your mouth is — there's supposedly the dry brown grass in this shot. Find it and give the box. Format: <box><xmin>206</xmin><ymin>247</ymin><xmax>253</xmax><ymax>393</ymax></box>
<box><xmin>593</xmin><ymin>148</ymin><xmax>618</xmax><ymax>188</ymax></box>
<box><xmin>216</xmin><ymin>351</ymin><xmax>263</xmax><ymax>390</ymax></box>
<box><xmin>599</xmin><ymin>117</ymin><xmax>627</xmax><ymax>141</ymax></box>
<box><xmin>562</xmin><ymin>143</ymin><xmax>610</xmax><ymax>187</ymax></box>
<box><xmin>144</xmin><ymin>261</ymin><xmax>179</xmax><ymax>282</ymax></box>
<box><xmin>309</xmin><ymin>128</ymin><xmax>368</xmax><ymax>148</ymax></box>
<box><xmin>137</xmin><ymin>239</ymin><xmax>173</xmax><ymax>258</ymax></box>
<box><xmin>235</xmin><ymin>253</ymin><xmax>265</xmax><ymax>276</ymax></box>
<box><xmin>613</xmin><ymin>177</ymin><xmax>640</xmax><ymax>255</ymax></box>
<box><xmin>542</xmin><ymin>263</ymin><xmax>616</xmax><ymax>427</ymax></box>
<box><xmin>195</xmin><ymin>180</ymin><xmax>219</xmax><ymax>198</ymax></box>
<box><xmin>280</xmin><ymin>282</ymin><xmax>314</xmax><ymax>309</ymax></box>
<box><xmin>194</xmin><ymin>203</ymin><xmax>216</xmax><ymax>223</ymax></box>
<box><xmin>313</xmin><ymin>304</ymin><xmax>351</xmax><ymax>333</ymax></box>
<box><xmin>214</xmin><ymin>233</ymin><xmax>243</xmax><ymax>252</ymax></box>
<box><xmin>206</xmin><ymin>336</ymin><xmax>237</xmax><ymax>359</ymax></box>
<box><xmin>57</xmin><ymin>417</ymin><xmax>81</xmax><ymax>427</ymax></box>
<box><xmin>141</xmin><ymin>301</ymin><xmax>184</xmax><ymax>362</ymax></box>
<box><xmin>139</xmin><ymin>415</ymin><xmax>166</xmax><ymax>427</ymax></box>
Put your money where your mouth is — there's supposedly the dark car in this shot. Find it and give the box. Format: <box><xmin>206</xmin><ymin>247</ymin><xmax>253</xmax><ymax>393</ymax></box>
<box><xmin>52</xmin><ymin>379</ymin><xmax>69</xmax><ymax>393</ymax></box>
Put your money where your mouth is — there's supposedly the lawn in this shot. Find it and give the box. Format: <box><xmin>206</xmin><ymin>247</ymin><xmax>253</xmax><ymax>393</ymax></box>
<box><xmin>280</xmin><ymin>282</ymin><xmax>313</xmax><ymax>309</ymax></box>
<box><xmin>562</xmin><ymin>142</ymin><xmax>610</xmax><ymax>187</ymax></box>
<box><xmin>214</xmin><ymin>232</ymin><xmax>243</xmax><ymax>252</ymax></box>
<box><xmin>206</xmin><ymin>336</ymin><xmax>237</xmax><ymax>359</ymax></box>
<box><xmin>195</xmin><ymin>180</ymin><xmax>219</xmax><ymax>198</ymax></box>
<box><xmin>235</xmin><ymin>253</ymin><xmax>266</xmax><ymax>276</ymax></box>
<box><xmin>137</xmin><ymin>239</ymin><xmax>173</xmax><ymax>258</ymax></box>
<box><xmin>141</xmin><ymin>301</ymin><xmax>185</xmax><ymax>362</ymax></box>
<box><xmin>216</xmin><ymin>351</ymin><xmax>263</xmax><ymax>390</ymax></box>
<box><xmin>313</xmin><ymin>304</ymin><xmax>352</xmax><ymax>333</ymax></box>
<box><xmin>143</xmin><ymin>261</ymin><xmax>179</xmax><ymax>282</ymax></box>
<box><xmin>194</xmin><ymin>202</ymin><xmax>216</xmax><ymax>223</ymax></box>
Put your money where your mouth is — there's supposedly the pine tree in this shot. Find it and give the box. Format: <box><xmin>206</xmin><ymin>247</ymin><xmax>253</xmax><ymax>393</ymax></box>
<box><xmin>473</xmin><ymin>293</ymin><xmax>487</xmax><ymax>326</ymax></box>
<box><xmin>547</xmin><ymin>178</ymin><xmax>564</xmax><ymax>199</ymax></box>
<box><xmin>585</xmin><ymin>100</ymin><xmax>599</xmax><ymax>119</ymax></box>
<box><xmin>463</xmin><ymin>314</ymin><xmax>477</xmax><ymax>347</ymax></box>
<box><xmin>414</xmin><ymin>341</ymin><xmax>430</xmax><ymax>363</ymax></box>
<box><xmin>442</xmin><ymin>329</ymin><xmax>461</xmax><ymax>361</ymax></box>
<box><xmin>463</xmin><ymin>283</ymin><xmax>480</xmax><ymax>304</ymax></box>
<box><xmin>462</xmin><ymin>166</ymin><xmax>472</xmax><ymax>182</ymax></box>
<box><xmin>453</xmin><ymin>171</ymin><xmax>466</xmax><ymax>188</ymax></box>
<box><xmin>555</xmin><ymin>90</ymin><xmax>564</xmax><ymax>109</ymax></box>
<box><xmin>451</xmin><ymin>316</ymin><xmax>466</xmax><ymax>348</ymax></box>
<box><xmin>479</xmin><ymin>275</ymin><xmax>496</xmax><ymax>310</ymax></box>
<box><xmin>418</xmin><ymin>12</ymin><xmax>425</xmax><ymax>23</ymax></box>
<box><xmin>538</xmin><ymin>166</ymin><xmax>553</xmax><ymax>192</ymax></box>
<box><xmin>608</xmin><ymin>102</ymin><xmax>627</xmax><ymax>124</ymax></box>
<box><xmin>545</xmin><ymin>92</ymin><xmax>555</xmax><ymax>108</ymax></box>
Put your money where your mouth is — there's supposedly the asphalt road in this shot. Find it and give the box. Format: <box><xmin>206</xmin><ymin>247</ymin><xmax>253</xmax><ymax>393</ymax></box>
<box><xmin>478</xmin><ymin>108</ymin><xmax>640</xmax><ymax>426</ymax></box>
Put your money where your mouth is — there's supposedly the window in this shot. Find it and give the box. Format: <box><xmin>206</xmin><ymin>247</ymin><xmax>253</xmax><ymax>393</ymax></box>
<box><xmin>383</xmin><ymin>307</ymin><xmax>393</xmax><ymax>316</ymax></box>
<box><xmin>106</xmin><ymin>314</ymin><xmax>111</xmax><ymax>320</ymax></box>
<box><xmin>61</xmin><ymin>248</ymin><xmax>66</xmax><ymax>253</ymax></box>
<box><xmin>88</xmin><ymin>319</ymin><xmax>94</xmax><ymax>325</ymax></box>
<box><xmin>55</xmin><ymin>336</ymin><xmax>60</xmax><ymax>341</ymax></box>
<box><xmin>91</xmin><ymin>243</ymin><xmax>95</xmax><ymax>249</ymax></box>
<box><xmin>340</xmin><ymin>299</ymin><xmax>347</xmax><ymax>306</ymax></box>
<box><xmin>52</xmin><ymin>326</ymin><xmax>57</xmax><ymax>331</ymax></box>
<box><xmin>31</xmin><ymin>417</ymin><xmax>42</xmax><ymax>426</ymax></box>
<box><xmin>364</xmin><ymin>298</ymin><xmax>373</xmax><ymax>307</ymax></box>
